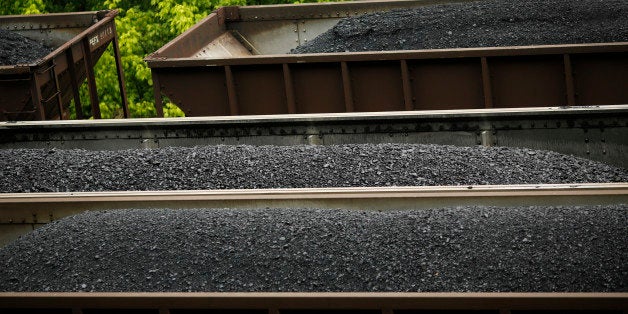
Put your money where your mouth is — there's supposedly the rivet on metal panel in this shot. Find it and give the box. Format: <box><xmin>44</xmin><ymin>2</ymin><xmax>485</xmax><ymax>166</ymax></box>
<box><xmin>307</xmin><ymin>135</ymin><xmax>323</xmax><ymax>145</ymax></box>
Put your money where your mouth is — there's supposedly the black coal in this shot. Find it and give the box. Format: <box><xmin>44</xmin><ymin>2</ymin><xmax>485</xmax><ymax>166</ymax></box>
<box><xmin>0</xmin><ymin>144</ymin><xmax>626</xmax><ymax>192</ymax></box>
<box><xmin>0</xmin><ymin>29</ymin><xmax>52</xmax><ymax>65</ymax></box>
<box><xmin>292</xmin><ymin>0</ymin><xmax>628</xmax><ymax>54</ymax></box>
<box><xmin>0</xmin><ymin>206</ymin><xmax>626</xmax><ymax>292</ymax></box>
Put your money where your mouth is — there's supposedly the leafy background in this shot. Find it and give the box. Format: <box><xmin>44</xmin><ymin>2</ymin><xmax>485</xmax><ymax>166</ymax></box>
<box><xmin>1</xmin><ymin>0</ymin><xmax>334</xmax><ymax>118</ymax></box>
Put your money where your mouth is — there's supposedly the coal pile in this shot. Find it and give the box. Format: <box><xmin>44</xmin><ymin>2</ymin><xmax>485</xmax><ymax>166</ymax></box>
<box><xmin>0</xmin><ymin>205</ymin><xmax>626</xmax><ymax>292</ymax></box>
<box><xmin>0</xmin><ymin>144</ymin><xmax>627</xmax><ymax>192</ymax></box>
<box><xmin>0</xmin><ymin>29</ymin><xmax>52</xmax><ymax>66</ymax></box>
<box><xmin>292</xmin><ymin>0</ymin><xmax>628</xmax><ymax>54</ymax></box>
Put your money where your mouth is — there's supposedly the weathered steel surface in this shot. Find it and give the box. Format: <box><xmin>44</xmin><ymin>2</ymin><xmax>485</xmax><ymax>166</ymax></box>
<box><xmin>145</xmin><ymin>1</ymin><xmax>628</xmax><ymax>117</ymax></box>
<box><xmin>0</xmin><ymin>292</ymin><xmax>626</xmax><ymax>312</ymax></box>
<box><xmin>0</xmin><ymin>106</ymin><xmax>626</xmax><ymax>168</ymax></box>
<box><xmin>0</xmin><ymin>10</ymin><xmax>128</xmax><ymax>121</ymax></box>
<box><xmin>1</xmin><ymin>183</ymin><xmax>627</xmax><ymax>246</ymax></box>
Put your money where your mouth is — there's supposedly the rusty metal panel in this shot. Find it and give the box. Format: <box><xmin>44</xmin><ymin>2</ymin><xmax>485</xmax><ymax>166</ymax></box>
<box><xmin>232</xmin><ymin>64</ymin><xmax>288</xmax><ymax>115</ymax></box>
<box><xmin>193</xmin><ymin>32</ymin><xmax>252</xmax><ymax>58</ymax></box>
<box><xmin>572</xmin><ymin>53</ymin><xmax>628</xmax><ymax>106</ymax></box>
<box><xmin>408</xmin><ymin>58</ymin><xmax>484</xmax><ymax>110</ymax></box>
<box><xmin>489</xmin><ymin>55</ymin><xmax>566</xmax><ymax>108</ymax></box>
<box><xmin>154</xmin><ymin>11</ymin><xmax>228</xmax><ymax>58</ymax></box>
<box><xmin>0</xmin><ymin>75</ymin><xmax>32</xmax><ymax>120</ymax></box>
<box><xmin>230</xmin><ymin>20</ymin><xmax>301</xmax><ymax>54</ymax></box>
<box><xmin>349</xmin><ymin>61</ymin><xmax>405</xmax><ymax>112</ymax></box>
<box><xmin>291</xmin><ymin>63</ymin><xmax>345</xmax><ymax>113</ymax></box>
<box><xmin>157</xmin><ymin>68</ymin><xmax>230</xmax><ymax>116</ymax></box>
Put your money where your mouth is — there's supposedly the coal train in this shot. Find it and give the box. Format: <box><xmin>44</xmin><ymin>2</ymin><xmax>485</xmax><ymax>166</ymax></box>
<box><xmin>0</xmin><ymin>0</ymin><xmax>627</xmax><ymax>312</ymax></box>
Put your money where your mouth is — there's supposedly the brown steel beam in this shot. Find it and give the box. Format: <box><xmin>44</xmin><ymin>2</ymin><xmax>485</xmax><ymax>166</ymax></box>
<box><xmin>112</xmin><ymin>21</ymin><xmax>130</xmax><ymax>118</ymax></box>
<box><xmin>29</xmin><ymin>71</ymin><xmax>46</xmax><ymax>120</ymax></box>
<box><xmin>66</xmin><ymin>47</ymin><xmax>84</xmax><ymax>120</ymax></box>
<box><xmin>151</xmin><ymin>71</ymin><xmax>165</xmax><ymax>117</ymax></box>
<box><xmin>341</xmin><ymin>61</ymin><xmax>354</xmax><ymax>112</ymax></box>
<box><xmin>400</xmin><ymin>59</ymin><xmax>413</xmax><ymax>110</ymax></box>
<box><xmin>225</xmin><ymin>65</ymin><xmax>239</xmax><ymax>115</ymax></box>
<box><xmin>146</xmin><ymin>43</ymin><xmax>628</xmax><ymax>68</ymax></box>
<box><xmin>0</xmin><ymin>292</ymin><xmax>626</xmax><ymax>310</ymax></box>
<box><xmin>283</xmin><ymin>63</ymin><xmax>297</xmax><ymax>114</ymax></box>
<box><xmin>481</xmin><ymin>56</ymin><xmax>494</xmax><ymax>108</ymax></box>
<box><xmin>82</xmin><ymin>38</ymin><xmax>101</xmax><ymax>119</ymax></box>
<box><xmin>563</xmin><ymin>53</ymin><xmax>576</xmax><ymax>106</ymax></box>
<box><xmin>50</xmin><ymin>61</ymin><xmax>64</xmax><ymax>120</ymax></box>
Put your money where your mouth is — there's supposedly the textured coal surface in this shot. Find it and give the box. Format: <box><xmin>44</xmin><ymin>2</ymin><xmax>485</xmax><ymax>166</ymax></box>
<box><xmin>0</xmin><ymin>29</ymin><xmax>52</xmax><ymax>65</ymax></box>
<box><xmin>1</xmin><ymin>144</ymin><xmax>627</xmax><ymax>192</ymax></box>
<box><xmin>292</xmin><ymin>0</ymin><xmax>628</xmax><ymax>54</ymax></box>
<box><xmin>0</xmin><ymin>206</ymin><xmax>626</xmax><ymax>292</ymax></box>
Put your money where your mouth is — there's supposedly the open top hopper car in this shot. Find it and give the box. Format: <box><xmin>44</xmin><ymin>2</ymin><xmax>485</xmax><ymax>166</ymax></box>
<box><xmin>145</xmin><ymin>0</ymin><xmax>628</xmax><ymax>117</ymax></box>
<box><xmin>0</xmin><ymin>10</ymin><xmax>128</xmax><ymax>121</ymax></box>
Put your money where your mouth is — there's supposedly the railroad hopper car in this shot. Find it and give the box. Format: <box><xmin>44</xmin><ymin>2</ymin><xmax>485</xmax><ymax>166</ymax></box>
<box><xmin>0</xmin><ymin>10</ymin><xmax>128</xmax><ymax>121</ymax></box>
<box><xmin>145</xmin><ymin>0</ymin><xmax>628</xmax><ymax>117</ymax></box>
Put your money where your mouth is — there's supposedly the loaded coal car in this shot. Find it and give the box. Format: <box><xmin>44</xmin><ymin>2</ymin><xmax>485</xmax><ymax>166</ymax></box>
<box><xmin>0</xmin><ymin>10</ymin><xmax>128</xmax><ymax>121</ymax></box>
<box><xmin>145</xmin><ymin>0</ymin><xmax>628</xmax><ymax>117</ymax></box>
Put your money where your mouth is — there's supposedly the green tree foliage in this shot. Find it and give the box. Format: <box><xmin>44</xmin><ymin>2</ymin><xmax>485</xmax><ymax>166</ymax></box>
<box><xmin>2</xmin><ymin>0</ymin><xmax>334</xmax><ymax>118</ymax></box>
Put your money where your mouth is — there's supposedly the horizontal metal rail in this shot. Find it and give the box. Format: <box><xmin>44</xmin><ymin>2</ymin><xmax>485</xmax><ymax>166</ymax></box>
<box><xmin>1</xmin><ymin>106</ymin><xmax>627</xmax><ymax>168</ymax></box>
<box><xmin>1</xmin><ymin>183</ymin><xmax>626</xmax><ymax>247</ymax></box>
<box><xmin>0</xmin><ymin>292</ymin><xmax>626</xmax><ymax>312</ymax></box>
<box><xmin>1</xmin><ymin>183</ymin><xmax>627</xmax><ymax>219</ymax></box>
